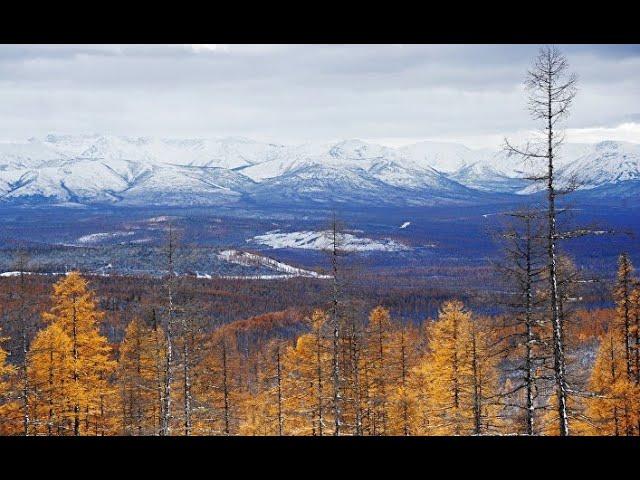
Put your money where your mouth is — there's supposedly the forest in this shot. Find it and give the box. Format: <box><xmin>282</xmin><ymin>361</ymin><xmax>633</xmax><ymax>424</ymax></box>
<box><xmin>0</xmin><ymin>254</ymin><xmax>635</xmax><ymax>436</ymax></box>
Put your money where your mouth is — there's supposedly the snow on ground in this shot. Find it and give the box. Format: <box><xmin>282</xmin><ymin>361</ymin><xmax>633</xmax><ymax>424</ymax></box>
<box><xmin>248</xmin><ymin>230</ymin><xmax>409</xmax><ymax>252</ymax></box>
<box><xmin>0</xmin><ymin>271</ymin><xmax>67</xmax><ymax>277</ymax></box>
<box><xmin>400</xmin><ymin>222</ymin><xmax>411</xmax><ymax>229</ymax></box>
<box><xmin>217</xmin><ymin>249</ymin><xmax>330</xmax><ymax>278</ymax></box>
<box><xmin>76</xmin><ymin>231</ymin><xmax>135</xmax><ymax>244</ymax></box>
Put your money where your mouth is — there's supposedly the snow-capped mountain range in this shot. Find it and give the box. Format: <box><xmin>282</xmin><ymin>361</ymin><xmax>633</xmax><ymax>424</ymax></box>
<box><xmin>0</xmin><ymin>134</ymin><xmax>638</xmax><ymax>207</ymax></box>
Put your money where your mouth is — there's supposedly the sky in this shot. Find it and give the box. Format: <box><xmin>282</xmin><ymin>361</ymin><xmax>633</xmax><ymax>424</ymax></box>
<box><xmin>0</xmin><ymin>44</ymin><xmax>638</xmax><ymax>149</ymax></box>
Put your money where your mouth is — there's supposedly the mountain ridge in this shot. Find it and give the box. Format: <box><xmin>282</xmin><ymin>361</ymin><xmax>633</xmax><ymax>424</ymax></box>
<box><xmin>0</xmin><ymin>135</ymin><xmax>638</xmax><ymax>207</ymax></box>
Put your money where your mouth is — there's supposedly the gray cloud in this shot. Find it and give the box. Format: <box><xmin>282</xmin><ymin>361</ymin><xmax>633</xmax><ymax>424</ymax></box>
<box><xmin>0</xmin><ymin>44</ymin><xmax>638</xmax><ymax>147</ymax></box>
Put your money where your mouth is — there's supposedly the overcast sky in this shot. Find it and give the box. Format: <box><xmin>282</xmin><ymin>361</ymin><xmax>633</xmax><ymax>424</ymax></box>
<box><xmin>0</xmin><ymin>44</ymin><xmax>638</xmax><ymax>149</ymax></box>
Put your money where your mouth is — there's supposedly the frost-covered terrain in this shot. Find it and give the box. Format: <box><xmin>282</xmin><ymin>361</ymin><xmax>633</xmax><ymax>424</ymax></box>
<box><xmin>76</xmin><ymin>231</ymin><xmax>136</xmax><ymax>245</ymax></box>
<box><xmin>0</xmin><ymin>134</ymin><xmax>637</xmax><ymax>207</ymax></box>
<box><xmin>249</xmin><ymin>230</ymin><xmax>409</xmax><ymax>252</ymax></box>
<box><xmin>217</xmin><ymin>249</ymin><xmax>330</xmax><ymax>278</ymax></box>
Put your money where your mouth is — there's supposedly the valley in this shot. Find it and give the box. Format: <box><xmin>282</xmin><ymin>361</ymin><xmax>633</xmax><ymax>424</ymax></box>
<box><xmin>0</xmin><ymin>200</ymin><xmax>637</xmax><ymax>300</ymax></box>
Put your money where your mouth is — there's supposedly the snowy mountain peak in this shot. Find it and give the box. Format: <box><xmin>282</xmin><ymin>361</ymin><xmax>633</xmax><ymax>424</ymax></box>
<box><xmin>0</xmin><ymin>134</ymin><xmax>637</xmax><ymax>206</ymax></box>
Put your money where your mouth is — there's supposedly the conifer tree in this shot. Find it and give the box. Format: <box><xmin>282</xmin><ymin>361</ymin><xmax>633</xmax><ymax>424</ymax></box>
<box><xmin>342</xmin><ymin>310</ymin><xmax>366</xmax><ymax>435</ymax></box>
<box><xmin>327</xmin><ymin>214</ymin><xmax>344</xmax><ymax>435</ymax></box>
<box><xmin>614</xmin><ymin>254</ymin><xmax>635</xmax><ymax>377</ymax></box>
<box><xmin>586</xmin><ymin>329</ymin><xmax>638</xmax><ymax>435</ymax></box>
<box><xmin>631</xmin><ymin>286</ymin><xmax>640</xmax><ymax>386</ymax></box>
<box><xmin>27</xmin><ymin>323</ymin><xmax>73</xmax><ymax>435</ymax></box>
<box><xmin>0</xmin><ymin>332</ymin><xmax>15</xmax><ymax>430</ymax></box>
<box><xmin>40</xmin><ymin>271</ymin><xmax>116</xmax><ymax>436</ymax></box>
<box><xmin>197</xmin><ymin>334</ymin><xmax>242</xmax><ymax>435</ymax></box>
<box><xmin>410</xmin><ymin>301</ymin><xmax>500</xmax><ymax>435</ymax></box>
<box><xmin>280</xmin><ymin>309</ymin><xmax>331</xmax><ymax>435</ymax></box>
<box><xmin>387</xmin><ymin>323</ymin><xmax>419</xmax><ymax>436</ymax></box>
<box><xmin>613</xmin><ymin>253</ymin><xmax>636</xmax><ymax>434</ymax></box>
<box><xmin>119</xmin><ymin>317</ymin><xmax>165</xmax><ymax>435</ymax></box>
<box><xmin>240</xmin><ymin>339</ymin><xmax>289</xmax><ymax>435</ymax></box>
<box><xmin>494</xmin><ymin>210</ymin><xmax>548</xmax><ymax>434</ymax></box>
<box><xmin>505</xmin><ymin>46</ymin><xmax>579</xmax><ymax>436</ymax></box>
<box><xmin>365</xmin><ymin>306</ymin><xmax>393</xmax><ymax>435</ymax></box>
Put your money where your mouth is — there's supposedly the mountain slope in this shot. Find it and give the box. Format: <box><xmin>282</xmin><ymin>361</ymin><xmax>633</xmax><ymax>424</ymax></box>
<box><xmin>0</xmin><ymin>135</ymin><xmax>637</xmax><ymax>207</ymax></box>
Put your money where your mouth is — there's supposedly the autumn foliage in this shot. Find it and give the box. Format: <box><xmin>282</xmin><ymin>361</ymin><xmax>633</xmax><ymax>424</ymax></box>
<box><xmin>0</xmin><ymin>261</ymin><xmax>638</xmax><ymax>436</ymax></box>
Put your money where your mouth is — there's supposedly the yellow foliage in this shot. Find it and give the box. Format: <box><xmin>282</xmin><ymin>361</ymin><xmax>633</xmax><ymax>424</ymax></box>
<box><xmin>410</xmin><ymin>300</ymin><xmax>501</xmax><ymax>435</ymax></box>
<box><xmin>27</xmin><ymin>323</ymin><xmax>73</xmax><ymax>435</ymax></box>
<box><xmin>585</xmin><ymin>329</ymin><xmax>639</xmax><ymax>435</ymax></box>
<box><xmin>118</xmin><ymin>317</ymin><xmax>166</xmax><ymax>435</ymax></box>
<box><xmin>30</xmin><ymin>272</ymin><xmax>116</xmax><ymax>435</ymax></box>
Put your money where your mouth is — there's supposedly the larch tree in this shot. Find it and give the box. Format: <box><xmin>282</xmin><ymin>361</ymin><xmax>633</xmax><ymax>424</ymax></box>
<box><xmin>365</xmin><ymin>306</ymin><xmax>393</xmax><ymax>435</ymax></box>
<box><xmin>387</xmin><ymin>323</ymin><xmax>419</xmax><ymax>436</ymax></box>
<box><xmin>326</xmin><ymin>213</ymin><xmax>345</xmax><ymax>435</ymax></box>
<box><xmin>280</xmin><ymin>309</ymin><xmax>331</xmax><ymax>436</ymax></box>
<box><xmin>160</xmin><ymin>222</ymin><xmax>178</xmax><ymax>436</ymax></box>
<box><xmin>41</xmin><ymin>271</ymin><xmax>116</xmax><ymax>436</ymax></box>
<box><xmin>176</xmin><ymin>311</ymin><xmax>197</xmax><ymax>436</ymax></box>
<box><xmin>505</xmin><ymin>46</ymin><xmax>578</xmax><ymax>436</ymax></box>
<box><xmin>26</xmin><ymin>323</ymin><xmax>73</xmax><ymax>435</ymax></box>
<box><xmin>631</xmin><ymin>285</ymin><xmax>640</xmax><ymax>434</ymax></box>
<box><xmin>586</xmin><ymin>328</ymin><xmax>638</xmax><ymax>435</ymax></box>
<box><xmin>119</xmin><ymin>317</ymin><xmax>165</xmax><ymax>435</ymax></box>
<box><xmin>411</xmin><ymin>300</ymin><xmax>474</xmax><ymax>435</ymax></box>
<box><xmin>494</xmin><ymin>210</ymin><xmax>549</xmax><ymax>434</ymax></box>
<box><xmin>614</xmin><ymin>254</ymin><xmax>635</xmax><ymax>382</ymax></box>
<box><xmin>0</xmin><ymin>331</ymin><xmax>15</xmax><ymax>433</ymax></box>
<box><xmin>11</xmin><ymin>252</ymin><xmax>36</xmax><ymax>436</ymax></box>
<box><xmin>468</xmin><ymin>316</ymin><xmax>503</xmax><ymax>434</ymax></box>
<box><xmin>150</xmin><ymin>308</ymin><xmax>167</xmax><ymax>435</ymax></box>
<box><xmin>410</xmin><ymin>300</ymin><xmax>500</xmax><ymax>435</ymax></box>
<box><xmin>241</xmin><ymin>339</ymin><xmax>289</xmax><ymax>436</ymax></box>
<box><xmin>197</xmin><ymin>334</ymin><xmax>242</xmax><ymax>435</ymax></box>
<box><xmin>342</xmin><ymin>308</ymin><xmax>366</xmax><ymax>435</ymax></box>
<box><xmin>609</xmin><ymin>254</ymin><xmax>638</xmax><ymax>435</ymax></box>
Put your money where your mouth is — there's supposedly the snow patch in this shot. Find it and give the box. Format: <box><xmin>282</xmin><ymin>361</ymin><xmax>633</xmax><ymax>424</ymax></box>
<box><xmin>76</xmin><ymin>231</ymin><xmax>135</xmax><ymax>244</ymax></box>
<box><xmin>217</xmin><ymin>249</ymin><xmax>329</xmax><ymax>278</ymax></box>
<box><xmin>248</xmin><ymin>230</ymin><xmax>409</xmax><ymax>252</ymax></box>
<box><xmin>0</xmin><ymin>271</ymin><xmax>67</xmax><ymax>277</ymax></box>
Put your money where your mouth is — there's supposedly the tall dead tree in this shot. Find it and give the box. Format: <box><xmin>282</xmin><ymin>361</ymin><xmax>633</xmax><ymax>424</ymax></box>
<box><xmin>505</xmin><ymin>46</ymin><xmax>578</xmax><ymax>436</ymax></box>
<box><xmin>220</xmin><ymin>337</ymin><xmax>231</xmax><ymax>435</ymax></box>
<box><xmin>326</xmin><ymin>212</ymin><xmax>346</xmax><ymax>435</ymax></box>
<box><xmin>494</xmin><ymin>210</ymin><xmax>548</xmax><ymax>435</ymax></box>
<box><xmin>310</xmin><ymin>310</ymin><xmax>326</xmax><ymax>436</ymax></box>
<box><xmin>181</xmin><ymin>315</ymin><xmax>193</xmax><ymax>436</ymax></box>
<box><xmin>275</xmin><ymin>343</ymin><xmax>284</xmax><ymax>436</ymax></box>
<box><xmin>13</xmin><ymin>251</ymin><xmax>34</xmax><ymax>436</ymax></box>
<box><xmin>150</xmin><ymin>308</ymin><xmax>166</xmax><ymax>435</ymax></box>
<box><xmin>160</xmin><ymin>222</ymin><xmax>177</xmax><ymax>436</ymax></box>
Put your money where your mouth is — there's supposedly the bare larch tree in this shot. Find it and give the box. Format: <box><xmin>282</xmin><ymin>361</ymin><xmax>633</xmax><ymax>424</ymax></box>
<box><xmin>160</xmin><ymin>222</ymin><xmax>177</xmax><ymax>435</ymax></box>
<box><xmin>326</xmin><ymin>212</ymin><xmax>346</xmax><ymax>435</ymax></box>
<box><xmin>494</xmin><ymin>210</ymin><xmax>548</xmax><ymax>435</ymax></box>
<box><xmin>505</xmin><ymin>45</ymin><xmax>577</xmax><ymax>436</ymax></box>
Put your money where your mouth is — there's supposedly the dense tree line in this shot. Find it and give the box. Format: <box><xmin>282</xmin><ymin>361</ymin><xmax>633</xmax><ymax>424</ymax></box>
<box><xmin>0</xmin><ymin>257</ymin><xmax>637</xmax><ymax>436</ymax></box>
